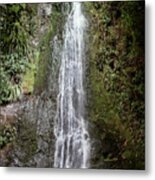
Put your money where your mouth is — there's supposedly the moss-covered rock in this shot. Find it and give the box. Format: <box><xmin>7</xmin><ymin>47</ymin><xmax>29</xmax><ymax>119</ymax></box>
<box><xmin>34</xmin><ymin>3</ymin><xmax>65</xmax><ymax>95</ymax></box>
<box><xmin>15</xmin><ymin>117</ymin><xmax>37</xmax><ymax>164</ymax></box>
<box><xmin>84</xmin><ymin>1</ymin><xmax>145</xmax><ymax>169</ymax></box>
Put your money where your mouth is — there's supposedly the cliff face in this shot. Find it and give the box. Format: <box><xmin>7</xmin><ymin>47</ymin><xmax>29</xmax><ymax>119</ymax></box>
<box><xmin>11</xmin><ymin>3</ymin><xmax>66</xmax><ymax>167</ymax></box>
<box><xmin>0</xmin><ymin>2</ymin><xmax>145</xmax><ymax>169</ymax></box>
<box><xmin>0</xmin><ymin>3</ymin><xmax>65</xmax><ymax>167</ymax></box>
<box><xmin>84</xmin><ymin>1</ymin><xmax>145</xmax><ymax>169</ymax></box>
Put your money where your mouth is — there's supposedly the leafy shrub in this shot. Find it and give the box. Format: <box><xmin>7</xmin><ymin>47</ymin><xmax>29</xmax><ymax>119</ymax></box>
<box><xmin>0</xmin><ymin>124</ymin><xmax>17</xmax><ymax>149</ymax></box>
<box><xmin>0</xmin><ymin>4</ymin><xmax>36</xmax><ymax>104</ymax></box>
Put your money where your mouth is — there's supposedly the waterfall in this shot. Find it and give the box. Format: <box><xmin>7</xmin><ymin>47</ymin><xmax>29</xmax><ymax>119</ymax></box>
<box><xmin>54</xmin><ymin>2</ymin><xmax>90</xmax><ymax>168</ymax></box>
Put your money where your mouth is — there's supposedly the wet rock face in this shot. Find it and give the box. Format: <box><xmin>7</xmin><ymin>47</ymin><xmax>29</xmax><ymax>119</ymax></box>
<box><xmin>38</xmin><ymin>3</ymin><xmax>53</xmax><ymax>36</ymax></box>
<box><xmin>11</xmin><ymin>94</ymin><xmax>56</xmax><ymax>167</ymax></box>
<box><xmin>0</xmin><ymin>95</ymin><xmax>56</xmax><ymax>167</ymax></box>
<box><xmin>0</xmin><ymin>103</ymin><xmax>19</xmax><ymax>125</ymax></box>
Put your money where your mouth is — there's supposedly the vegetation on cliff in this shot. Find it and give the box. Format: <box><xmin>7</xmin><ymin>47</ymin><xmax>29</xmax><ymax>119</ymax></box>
<box><xmin>0</xmin><ymin>2</ymin><xmax>145</xmax><ymax>169</ymax></box>
<box><xmin>0</xmin><ymin>4</ymin><xmax>38</xmax><ymax>104</ymax></box>
<box><xmin>85</xmin><ymin>1</ymin><xmax>144</xmax><ymax>169</ymax></box>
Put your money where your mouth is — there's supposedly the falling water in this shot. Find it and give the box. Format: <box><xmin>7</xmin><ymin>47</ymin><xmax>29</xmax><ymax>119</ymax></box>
<box><xmin>54</xmin><ymin>2</ymin><xmax>90</xmax><ymax>168</ymax></box>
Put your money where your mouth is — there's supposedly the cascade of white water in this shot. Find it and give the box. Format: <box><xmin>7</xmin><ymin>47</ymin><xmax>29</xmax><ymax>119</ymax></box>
<box><xmin>54</xmin><ymin>2</ymin><xmax>90</xmax><ymax>168</ymax></box>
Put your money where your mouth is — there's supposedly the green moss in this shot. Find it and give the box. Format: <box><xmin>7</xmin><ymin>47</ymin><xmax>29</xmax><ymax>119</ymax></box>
<box><xmin>21</xmin><ymin>51</ymin><xmax>40</xmax><ymax>94</ymax></box>
<box><xmin>16</xmin><ymin>119</ymin><xmax>37</xmax><ymax>163</ymax></box>
<box><xmin>86</xmin><ymin>1</ymin><xmax>144</xmax><ymax>169</ymax></box>
<box><xmin>34</xmin><ymin>8</ymin><xmax>62</xmax><ymax>94</ymax></box>
<box><xmin>33</xmin><ymin>31</ymin><xmax>52</xmax><ymax>94</ymax></box>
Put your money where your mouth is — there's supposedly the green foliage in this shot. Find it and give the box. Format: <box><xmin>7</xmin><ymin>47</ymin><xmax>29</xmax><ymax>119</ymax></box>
<box><xmin>85</xmin><ymin>1</ymin><xmax>145</xmax><ymax>169</ymax></box>
<box><xmin>34</xmin><ymin>4</ymin><xmax>63</xmax><ymax>94</ymax></box>
<box><xmin>0</xmin><ymin>4</ymin><xmax>37</xmax><ymax>104</ymax></box>
<box><xmin>0</xmin><ymin>124</ymin><xmax>17</xmax><ymax>149</ymax></box>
